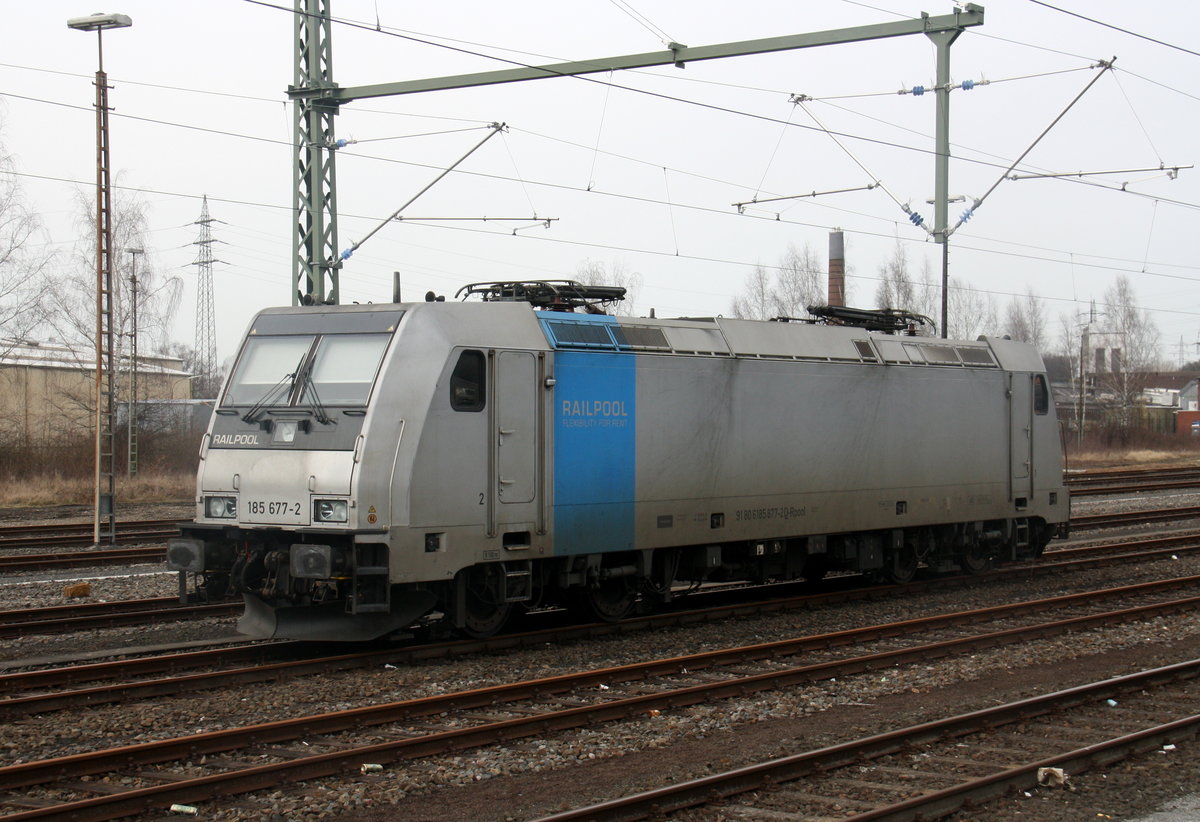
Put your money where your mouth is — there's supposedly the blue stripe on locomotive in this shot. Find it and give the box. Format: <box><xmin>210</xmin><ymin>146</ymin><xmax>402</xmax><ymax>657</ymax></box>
<box><xmin>547</xmin><ymin>325</ymin><xmax>636</xmax><ymax>555</ymax></box>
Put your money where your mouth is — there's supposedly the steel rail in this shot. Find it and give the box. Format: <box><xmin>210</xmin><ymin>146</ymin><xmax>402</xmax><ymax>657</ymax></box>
<box><xmin>0</xmin><ymin>590</ymin><xmax>1198</xmax><ymax>819</ymax></box>
<box><xmin>0</xmin><ymin>601</ymin><xmax>240</xmax><ymax>640</ymax></box>
<box><xmin>1070</xmin><ymin>505</ymin><xmax>1200</xmax><ymax>529</ymax></box>
<box><xmin>1064</xmin><ymin>466</ymin><xmax>1200</xmax><ymax>485</ymax></box>
<box><xmin>534</xmin><ymin>658</ymin><xmax>1200</xmax><ymax>822</ymax></box>
<box><xmin>0</xmin><ymin>546</ymin><xmax>167</xmax><ymax>573</ymax></box>
<box><xmin>0</xmin><ymin>519</ymin><xmax>179</xmax><ymax>550</ymax></box>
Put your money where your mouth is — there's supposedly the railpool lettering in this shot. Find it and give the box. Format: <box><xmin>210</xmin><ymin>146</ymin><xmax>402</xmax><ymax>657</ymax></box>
<box><xmin>560</xmin><ymin>399</ymin><xmax>630</xmax><ymax>428</ymax></box>
<box><xmin>561</xmin><ymin>400</ymin><xmax>629</xmax><ymax>418</ymax></box>
<box><xmin>213</xmin><ymin>433</ymin><xmax>261</xmax><ymax>446</ymax></box>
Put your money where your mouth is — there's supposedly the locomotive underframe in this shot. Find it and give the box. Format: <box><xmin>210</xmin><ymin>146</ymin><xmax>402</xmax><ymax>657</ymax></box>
<box><xmin>174</xmin><ymin>513</ymin><xmax>1056</xmax><ymax>640</ymax></box>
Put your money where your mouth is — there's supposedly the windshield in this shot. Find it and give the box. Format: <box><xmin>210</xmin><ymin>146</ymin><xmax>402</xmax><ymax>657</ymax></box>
<box><xmin>224</xmin><ymin>335</ymin><xmax>313</xmax><ymax>407</ymax></box>
<box><xmin>224</xmin><ymin>333</ymin><xmax>391</xmax><ymax>408</ymax></box>
<box><xmin>300</xmin><ymin>334</ymin><xmax>391</xmax><ymax>405</ymax></box>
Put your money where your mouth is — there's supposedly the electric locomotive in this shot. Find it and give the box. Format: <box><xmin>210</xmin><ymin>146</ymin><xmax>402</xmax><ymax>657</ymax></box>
<box><xmin>168</xmin><ymin>281</ymin><xmax>1069</xmax><ymax>641</ymax></box>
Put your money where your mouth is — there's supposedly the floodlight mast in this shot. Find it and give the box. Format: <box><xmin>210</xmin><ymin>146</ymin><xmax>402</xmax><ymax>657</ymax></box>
<box><xmin>289</xmin><ymin>2</ymin><xmax>983</xmax><ymax>307</ymax></box>
<box><xmin>68</xmin><ymin>10</ymin><xmax>132</xmax><ymax>547</ymax></box>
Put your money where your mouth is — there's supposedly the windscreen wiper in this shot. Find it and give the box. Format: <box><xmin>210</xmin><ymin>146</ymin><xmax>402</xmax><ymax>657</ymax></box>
<box><xmin>298</xmin><ymin>369</ymin><xmax>334</xmax><ymax>425</ymax></box>
<box><xmin>240</xmin><ymin>373</ymin><xmax>296</xmax><ymax>425</ymax></box>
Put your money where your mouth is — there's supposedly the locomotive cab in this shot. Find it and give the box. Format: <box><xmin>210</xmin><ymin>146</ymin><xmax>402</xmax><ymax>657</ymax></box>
<box><xmin>168</xmin><ymin>307</ymin><xmax>440</xmax><ymax>640</ymax></box>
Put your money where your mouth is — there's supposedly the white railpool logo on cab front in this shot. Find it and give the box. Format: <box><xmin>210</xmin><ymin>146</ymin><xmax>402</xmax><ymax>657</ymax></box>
<box><xmin>560</xmin><ymin>399</ymin><xmax>629</xmax><ymax>428</ymax></box>
<box><xmin>213</xmin><ymin>433</ymin><xmax>261</xmax><ymax>446</ymax></box>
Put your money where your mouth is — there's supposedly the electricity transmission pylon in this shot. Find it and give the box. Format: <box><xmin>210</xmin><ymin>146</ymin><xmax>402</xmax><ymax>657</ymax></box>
<box><xmin>191</xmin><ymin>195</ymin><xmax>218</xmax><ymax>394</ymax></box>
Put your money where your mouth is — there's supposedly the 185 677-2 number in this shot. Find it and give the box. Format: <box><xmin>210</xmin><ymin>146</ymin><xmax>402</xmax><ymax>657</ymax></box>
<box><xmin>247</xmin><ymin>500</ymin><xmax>301</xmax><ymax>517</ymax></box>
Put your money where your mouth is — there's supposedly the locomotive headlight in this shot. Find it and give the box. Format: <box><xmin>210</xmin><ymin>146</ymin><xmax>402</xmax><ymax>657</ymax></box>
<box><xmin>204</xmin><ymin>495</ymin><xmax>237</xmax><ymax>519</ymax></box>
<box><xmin>313</xmin><ymin>498</ymin><xmax>349</xmax><ymax>523</ymax></box>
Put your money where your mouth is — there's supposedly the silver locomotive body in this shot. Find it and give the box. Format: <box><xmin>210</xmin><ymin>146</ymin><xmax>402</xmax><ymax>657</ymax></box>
<box><xmin>170</xmin><ymin>297</ymin><xmax>1068</xmax><ymax>641</ymax></box>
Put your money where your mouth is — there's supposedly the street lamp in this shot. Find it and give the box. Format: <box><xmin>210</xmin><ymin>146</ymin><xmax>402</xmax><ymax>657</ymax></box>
<box><xmin>68</xmin><ymin>11</ymin><xmax>132</xmax><ymax>547</ymax></box>
<box><xmin>126</xmin><ymin>248</ymin><xmax>143</xmax><ymax>476</ymax></box>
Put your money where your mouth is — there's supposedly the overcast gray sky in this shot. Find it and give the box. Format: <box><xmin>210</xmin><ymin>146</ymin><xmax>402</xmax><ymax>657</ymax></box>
<box><xmin>2</xmin><ymin>1</ymin><xmax>1197</xmax><ymax>366</ymax></box>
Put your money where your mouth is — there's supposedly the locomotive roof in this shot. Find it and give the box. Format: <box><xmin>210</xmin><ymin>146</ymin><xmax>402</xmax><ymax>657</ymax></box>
<box><xmin>249</xmin><ymin>302</ymin><xmax>1047</xmax><ymax>374</ymax></box>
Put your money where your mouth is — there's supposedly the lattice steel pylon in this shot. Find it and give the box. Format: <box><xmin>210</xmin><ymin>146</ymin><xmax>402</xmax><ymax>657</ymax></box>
<box><xmin>191</xmin><ymin>195</ymin><xmax>218</xmax><ymax>392</ymax></box>
<box><xmin>292</xmin><ymin>0</ymin><xmax>340</xmax><ymax>306</ymax></box>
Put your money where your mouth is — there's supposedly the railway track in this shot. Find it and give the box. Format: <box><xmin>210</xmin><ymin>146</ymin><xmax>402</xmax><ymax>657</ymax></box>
<box><xmin>540</xmin><ymin>658</ymin><xmax>1200</xmax><ymax>822</ymax></box>
<box><xmin>0</xmin><ymin>519</ymin><xmax>179</xmax><ymax>550</ymax></box>
<box><xmin>1071</xmin><ymin>505</ymin><xmax>1200</xmax><ymax>529</ymax></box>
<box><xmin>0</xmin><ymin>575</ymin><xmax>1196</xmax><ymax>819</ymax></box>
<box><xmin>2</xmin><ymin>528</ymin><xmax>1200</xmax><ymax>715</ymax></box>
<box><xmin>1066</xmin><ymin>465</ymin><xmax>1200</xmax><ymax>497</ymax></box>
<box><xmin>1065</xmin><ymin>465</ymin><xmax>1200</xmax><ymax>486</ymax></box>
<box><xmin>2</xmin><ymin>526</ymin><xmax>1199</xmax><ymax>657</ymax></box>
<box><xmin>0</xmin><ymin>598</ymin><xmax>240</xmax><ymax>640</ymax></box>
<box><xmin>0</xmin><ymin>546</ymin><xmax>165</xmax><ymax>572</ymax></box>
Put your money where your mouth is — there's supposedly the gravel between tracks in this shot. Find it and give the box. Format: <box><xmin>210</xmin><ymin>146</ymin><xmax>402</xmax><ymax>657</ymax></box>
<box><xmin>3</xmin><ymin>498</ymin><xmax>1200</xmax><ymax>821</ymax></box>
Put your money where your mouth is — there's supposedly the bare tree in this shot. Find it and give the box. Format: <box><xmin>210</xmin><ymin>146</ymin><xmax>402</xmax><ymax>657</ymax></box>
<box><xmin>46</xmin><ymin>187</ymin><xmax>182</xmax><ymax>409</ymax></box>
<box><xmin>0</xmin><ymin>145</ymin><xmax>54</xmax><ymax>355</ymax></box>
<box><xmin>873</xmin><ymin>243</ymin><xmax>936</xmax><ymax>333</ymax></box>
<box><xmin>946</xmin><ymin>279</ymin><xmax>999</xmax><ymax>341</ymax></box>
<box><xmin>730</xmin><ymin>264</ymin><xmax>774</xmax><ymax>320</ymax></box>
<box><xmin>1095</xmin><ymin>275</ymin><xmax>1162</xmax><ymax>416</ymax></box>
<box><xmin>729</xmin><ymin>242</ymin><xmax>827</xmax><ymax>320</ymax></box>
<box><xmin>576</xmin><ymin>258</ymin><xmax>641</xmax><ymax>317</ymax></box>
<box><xmin>774</xmin><ymin>242</ymin><xmax>825</xmax><ymax>317</ymax></box>
<box><xmin>875</xmin><ymin>242</ymin><xmax>936</xmax><ymax>333</ymax></box>
<box><xmin>1003</xmin><ymin>287</ymin><xmax>1048</xmax><ymax>351</ymax></box>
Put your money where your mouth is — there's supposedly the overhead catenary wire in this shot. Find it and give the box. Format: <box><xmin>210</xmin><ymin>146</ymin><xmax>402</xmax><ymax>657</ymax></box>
<box><xmin>789</xmin><ymin>95</ymin><xmax>928</xmax><ymax>234</ymax></box>
<box><xmin>337</xmin><ymin>122</ymin><xmax>506</xmax><ymax>263</ymax></box>
<box><xmin>1027</xmin><ymin>0</ymin><xmax>1200</xmax><ymax>60</ymax></box>
<box><xmin>9</xmin><ymin>161</ymin><xmax>1200</xmax><ymax>329</ymax></box>
<box><xmin>947</xmin><ymin>58</ymin><xmax>1117</xmax><ymax>237</ymax></box>
<box><xmin>607</xmin><ymin>0</ymin><xmax>677</xmax><ymax>46</ymax></box>
<box><xmin>4</xmin><ymin>5</ymin><xmax>1195</xmax><ymax>331</ymax></box>
<box><xmin>7</xmin><ymin>146</ymin><xmax>1200</xmax><ymax>280</ymax></box>
<box><xmin>5</xmin><ymin>51</ymin><xmax>1192</xmax><ymax>221</ymax></box>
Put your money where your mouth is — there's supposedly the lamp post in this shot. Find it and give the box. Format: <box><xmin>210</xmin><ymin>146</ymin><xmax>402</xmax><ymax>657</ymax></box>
<box><xmin>68</xmin><ymin>12</ymin><xmax>132</xmax><ymax>547</ymax></box>
<box><xmin>126</xmin><ymin>247</ymin><xmax>143</xmax><ymax>476</ymax></box>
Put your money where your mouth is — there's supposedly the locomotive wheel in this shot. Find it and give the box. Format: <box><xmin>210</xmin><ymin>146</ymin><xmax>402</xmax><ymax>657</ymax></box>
<box><xmin>883</xmin><ymin>544</ymin><xmax>918</xmax><ymax>584</ymax></box>
<box><xmin>960</xmin><ymin>543</ymin><xmax>992</xmax><ymax>574</ymax></box>
<box><xmin>570</xmin><ymin>579</ymin><xmax>637</xmax><ymax>622</ymax></box>
<box><xmin>458</xmin><ymin>565</ymin><xmax>512</xmax><ymax>638</ymax></box>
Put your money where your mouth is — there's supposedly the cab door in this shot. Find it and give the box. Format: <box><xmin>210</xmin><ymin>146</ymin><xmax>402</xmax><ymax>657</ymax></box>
<box><xmin>493</xmin><ymin>351</ymin><xmax>538</xmax><ymax>521</ymax></box>
<box><xmin>1009</xmin><ymin>372</ymin><xmax>1033</xmax><ymax>504</ymax></box>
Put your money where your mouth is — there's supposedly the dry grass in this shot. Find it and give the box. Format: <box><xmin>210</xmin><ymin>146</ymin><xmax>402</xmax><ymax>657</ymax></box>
<box><xmin>0</xmin><ymin>472</ymin><xmax>193</xmax><ymax>508</ymax></box>
<box><xmin>1069</xmin><ymin>449</ymin><xmax>1200</xmax><ymax>470</ymax></box>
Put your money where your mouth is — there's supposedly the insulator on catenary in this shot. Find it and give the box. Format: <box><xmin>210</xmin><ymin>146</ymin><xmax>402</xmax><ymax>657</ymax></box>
<box><xmin>960</xmin><ymin>208</ymin><xmax>975</xmax><ymax>223</ymax></box>
<box><xmin>961</xmin><ymin>79</ymin><xmax>975</xmax><ymax>91</ymax></box>
<box><xmin>908</xmin><ymin>211</ymin><xmax>925</xmax><ymax>227</ymax></box>
<box><xmin>340</xmin><ymin>248</ymin><xmax>354</xmax><ymax>261</ymax></box>
<box><xmin>911</xmin><ymin>85</ymin><xmax>925</xmax><ymax>96</ymax></box>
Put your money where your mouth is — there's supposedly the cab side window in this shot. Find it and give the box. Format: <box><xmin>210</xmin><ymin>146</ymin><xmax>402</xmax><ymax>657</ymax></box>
<box><xmin>1033</xmin><ymin>374</ymin><xmax>1049</xmax><ymax>415</ymax></box>
<box><xmin>450</xmin><ymin>350</ymin><xmax>486</xmax><ymax>412</ymax></box>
